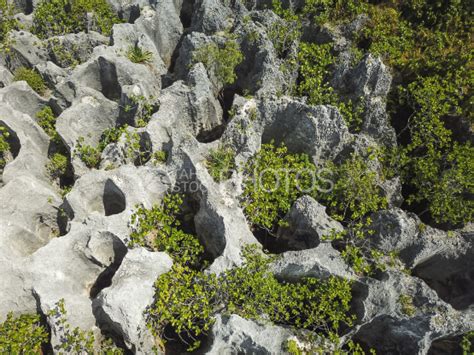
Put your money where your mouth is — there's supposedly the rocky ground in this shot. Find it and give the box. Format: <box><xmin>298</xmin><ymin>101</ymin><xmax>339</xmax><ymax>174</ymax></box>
<box><xmin>0</xmin><ymin>0</ymin><xmax>472</xmax><ymax>354</ymax></box>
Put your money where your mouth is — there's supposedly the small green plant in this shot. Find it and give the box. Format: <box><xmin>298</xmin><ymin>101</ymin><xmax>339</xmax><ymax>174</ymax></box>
<box><xmin>13</xmin><ymin>68</ymin><xmax>47</xmax><ymax>95</ymax></box>
<box><xmin>151</xmin><ymin>150</ymin><xmax>167</xmax><ymax>165</ymax></box>
<box><xmin>130</xmin><ymin>193</ymin><xmax>205</xmax><ymax>267</ymax></box>
<box><xmin>126</xmin><ymin>44</ymin><xmax>153</xmax><ymax>64</ymax></box>
<box><xmin>37</xmin><ymin>106</ymin><xmax>61</xmax><ymax>143</ymax></box>
<box><xmin>0</xmin><ymin>312</ymin><xmax>48</xmax><ymax>353</ymax></box>
<box><xmin>461</xmin><ymin>331</ymin><xmax>474</xmax><ymax>355</ymax></box>
<box><xmin>48</xmin><ymin>299</ymin><xmax>95</xmax><ymax>353</ymax></box>
<box><xmin>47</xmin><ymin>38</ymin><xmax>80</xmax><ymax>68</ymax></box>
<box><xmin>206</xmin><ymin>146</ymin><xmax>236</xmax><ymax>182</ymax></box>
<box><xmin>47</xmin><ymin>153</ymin><xmax>68</xmax><ymax>179</ymax></box>
<box><xmin>0</xmin><ymin>0</ymin><xmax>17</xmax><ymax>52</ymax></box>
<box><xmin>398</xmin><ymin>294</ymin><xmax>416</xmax><ymax>317</ymax></box>
<box><xmin>124</xmin><ymin>95</ymin><xmax>156</xmax><ymax>127</ymax></box>
<box><xmin>32</xmin><ymin>0</ymin><xmax>120</xmax><ymax>39</ymax></box>
<box><xmin>75</xmin><ymin>137</ymin><xmax>102</xmax><ymax>169</ymax></box>
<box><xmin>0</xmin><ymin>126</ymin><xmax>10</xmax><ymax>169</ymax></box>
<box><xmin>193</xmin><ymin>38</ymin><xmax>244</xmax><ymax>87</ymax></box>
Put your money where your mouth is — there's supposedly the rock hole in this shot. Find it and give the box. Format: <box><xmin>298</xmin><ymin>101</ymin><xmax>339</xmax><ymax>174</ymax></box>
<box><xmin>89</xmin><ymin>233</ymin><xmax>128</xmax><ymax>298</ymax></box>
<box><xmin>103</xmin><ymin>179</ymin><xmax>126</xmax><ymax>216</ymax></box>
<box><xmin>179</xmin><ymin>0</ymin><xmax>195</xmax><ymax>29</ymax></box>
<box><xmin>0</xmin><ymin>122</ymin><xmax>21</xmax><ymax>159</ymax></box>
<box><xmin>412</xmin><ymin>251</ymin><xmax>474</xmax><ymax>310</ymax></box>
<box><xmin>98</xmin><ymin>57</ymin><xmax>121</xmax><ymax>101</ymax></box>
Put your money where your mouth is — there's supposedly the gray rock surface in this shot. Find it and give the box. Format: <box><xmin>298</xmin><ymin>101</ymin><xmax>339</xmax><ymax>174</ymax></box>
<box><xmin>277</xmin><ymin>195</ymin><xmax>344</xmax><ymax>250</ymax></box>
<box><xmin>94</xmin><ymin>249</ymin><xmax>173</xmax><ymax>353</ymax></box>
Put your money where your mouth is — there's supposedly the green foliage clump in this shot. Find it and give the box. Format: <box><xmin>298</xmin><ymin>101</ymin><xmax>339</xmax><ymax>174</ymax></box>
<box><xmin>13</xmin><ymin>68</ymin><xmax>47</xmax><ymax>96</ymax></box>
<box><xmin>130</xmin><ymin>193</ymin><xmax>205</xmax><ymax>267</ymax></box>
<box><xmin>0</xmin><ymin>126</ymin><xmax>10</xmax><ymax>169</ymax></box>
<box><xmin>148</xmin><ymin>245</ymin><xmax>355</xmax><ymax>352</ymax></box>
<box><xmin>398</xmin><ymin>294</ymin><xmax>416</xmax><ymax>317</ymax></box>
<box><xmin>318</xmin><ymin>153</ymin><xmax>387</xmax><ymax>222</ymax></box>
<box><xmin>193</xmin><ymin>38</ymin><xmax>244</xmax><ymax>87</ymax></box>
<box><xmin>148</xmin><ymin>264</ymin><xmax>218</xmax><ymax>351</ymax></box>
<box><xmin>126</xmin><ymin>44</ymin><xmax>153</xmax><ymax>64</ymax></box>
<box><xmin>47</xmin><ymin>153</ymin><xmax>68</xmax><ymax>179</ymax></box>
<box><xmin>206</xmin><ymin>146</ymin><xmax>236</xmax><ymax>182</ymax></box>
<box><xmin>32</xmin><ymin>0</ymin><xmax>120</xmax><ymax>38</ymax></box>
<box><xmin>47</xmin><ymin>38</ymin><xmax>81</xmax><ymax>68</ymax></box>
<box><xmin>241</xmin><ymin>142</ymin><xmax>317</xmax><ymax>232</ymax></box>
<box><xmin>0</xmin><ymin>0</ymin><xmax>17</xmax><ymax>51</ymax></box>
<box><xmin>270</xmin><ymin>0</ymin><xmax>302</xmax><ymax>57</ymax></box>
<box><xmin>75</xmin><ymin>136</ymin><xmax>102</xmax><ymax>169</ymax></box>
<box><xmin>0</xmin><ymin>312</ymin><xmax>48</xmax><ymax>353</ymax></box>
<box><xmin>461</xmin><ymin>331</ymin><xmax>474</xmax><ymax>355</ymax></box>
<box><xmin>37</xmin><ymin>106</ymin><xmax>61</xmax><ymax>143</ymax></box>
<box><xmin>124</xmin><ymin>95</ymin><xmax>156</xmax><ymax>128</ymax></box>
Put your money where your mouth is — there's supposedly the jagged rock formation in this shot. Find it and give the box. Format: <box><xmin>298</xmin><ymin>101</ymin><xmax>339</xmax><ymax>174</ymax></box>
<box><xmin>0</xmin><ymin>0</ymin><xmax>472</xmax><ymax>354</ymax></box>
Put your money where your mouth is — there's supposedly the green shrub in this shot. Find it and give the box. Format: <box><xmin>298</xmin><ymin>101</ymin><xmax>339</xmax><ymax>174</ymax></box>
<box><xmin>75</xmin><ymin>137</ymin><xmax>102</xmax><ymax>169</ymax></box>
<box><xmin>0</xmin><ymin>312</ymin><xmax>48</xmax><ymax>353</ymax></box>
<box><xmin>148</xmin><ymin>245</ymin><xmax>355</xmax><ymax>352</ymax></box>
<box><xmin>151</xmin><ymin>150</ymin><xmax>167</xmax><ymax>165</ymax></box>
<box><xmin>398</xmin><ymin>294</ymin><xmax>416</xmax><ymax>317</ymax></box>
<box><xmin>126</xmin><ymin>44</ymin><xmax>152</xmax><ymax>64</ymax></box>
<box><xmin>193</xmin><ymin>38</ymin><xmax>244</xmax><ymax>87</ymax></box>
<box><xmin>47</xmin><ymin>153</ymin><xmax>68</xmax><ymax>179</ymax></box>
<box><xmin>0</xmin><ymin>0</ymin><xmax>17</xmax><ymax>51</ymax></box>
<box><xmin>37</xmin><ymin>106</ymin><xmax>61</xmax><ymax>143</ymax></box>
<box><xmin>13</xmin><ymin>68</ymin><xmax>47</xmax><ymax>95</ymax></box>
<box><xmin>206</xmin><ymin>146</ymin><xmax>236</xmax><ymax>182</ymax></box>
<box><xmin>241</xmin><ymin>142</ymin><xmax>317</xmax><ymax>232</ymax></box>
<box><xmin>32</xmin><ymin>0</ymin><xmax>120</xmax><ymax>39</ymax></box>
<box><xmin>461</xmin><ymin>331</ymin><xmax>474</xmax><ymax>355</ymax></box>
<box><xmin>317</xmin><ymin>153</ymin><xmax>387</xmax><ymax>222</ymax></box>
<box><xmin>148</xmin><ymin>264</ymin><xmax>218</xmax><ymax>352</ymax></box>
<box><xmin>130</xmin><ymin>193</ymin><xmax>205</xmax><ymax>267</ymax></box>
<box><xmin>0</xmin><ymin>126</ymin><xmax>10</xmax><ymax>169</ymax></box>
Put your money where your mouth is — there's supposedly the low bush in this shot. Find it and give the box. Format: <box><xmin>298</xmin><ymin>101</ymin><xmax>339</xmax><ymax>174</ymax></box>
<box><xmin>193</xmin><ymin>37</ymin><xmax>244</xmax><ymax>87</ymax></box>
<box><xmin>13</xmin><ymin>68</ymin><xmax>47</xmax><ymax>96</ymax></box>
<box><xmin>32</xmin><ymin>0</ymin><xmax>120</xmax><ymax>38</ymax></box>
<box><xmin>241</xmin><ymin>142</ymin><xmax>317</xmax><ymax>233</ymax></box>
<box><xmin>0</xmin><ymin>312</ymin><xmax>48</xmax><ymax>353</ymax></box>
<box><xmin>37</xmin><ymin>106</ymin><xmax>61</xmax><ymax>143</ymax></box>
<box><xmin>130</xmin><ymin>193</ymin><xmax>205</xmax><ymax>267</ymax></box>
<box><xmin>147</xmin><ymin>245</ymin><xmax>355</xmax><ymax>352</ymax></box>
<box><xmin>0</xmin><ymin>0</ymin><xmax>17</xmax><ymax>51</ymax></box>
<box><xmin>206</xmin><ymin>146</ymin><xmax>236</xmax><ymax>182</ymax></box>
<box><xmin>0</xmin><ymin>126</ymin><xmax>10</xmax><ymax>169</ymax></box>
<box><xmin>47</xmin><ymin>153</ymin><xmax>68</xmax><ymax>179</ymax></box>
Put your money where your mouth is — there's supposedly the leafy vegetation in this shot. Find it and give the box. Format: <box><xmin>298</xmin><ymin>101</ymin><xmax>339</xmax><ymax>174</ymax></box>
<box><xmin>0</xmin><ymin>312</ymin><xmax>48</xmax><ymax>353</ymax></box>
<box><xmin>398</xmin><ymin>294</ymin><xmax>416</xmax><ymax>317</ymax></box>
<box><xmin>193</xmin><ymin>37</ymin><xmax>244</xmax><ymax>88</ymax></box>
<box><xmin>461</xmin><ymin>331</ymin><xmax>474</xmax><ymax>355</ymax></box>
<box><xmin>205</xmin><ymin>146</ymin><xmax>236</xmax><ymax>182</ymax></box>
<box><xmin>0</xmin><ymin>0</ymin><xmax>17</xmax><ymax>52</ymax></box>
<box><xmin>13</xmin><ymin>68</ymin><xmax>47</xmax><ymax>96</ymax></box>
<box><xmin>75</xmin><ymin>136</ymin><xmax>102</xmax><ymax>169</ymax></box>
<box><xmin>241</xmin><ymin>142</ymin><xmax>317</xmax><ymax>233</ymax></box>
<box><xmin>37</xmin><ymin>106</ymin><xmax>61</xmax><ymax>143</ymax></box>
<box><xmin>0</xmin><ymin>126</ymin><xmax>10</xmax><ymax>169</ymax></box>
<box><xmin>130</xmin><ymin>193</ymin><xmax>205</xmax><ymax>267</ymax></box>
<box><xmin>126</xmin><ymin>44</ymin><xmax>153</xmax><ymax>64</ymax></box>
<box><xmin>32</xmin><ymin>0</ymin><xmax>120</xmax><ymax>39</ymax></box>
<box><xmin>47</xmin><ymin>153</ymin><xmax>68</xmax><ymax>179</ymax></box>
<box><xmin>269</xmin><ymin>0</ymin><xmax>473</xmax><ymax>228</ymax></box>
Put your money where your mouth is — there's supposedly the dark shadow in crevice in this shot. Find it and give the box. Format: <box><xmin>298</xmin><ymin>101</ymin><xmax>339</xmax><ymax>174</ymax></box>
<box><xmin>103</xmin><ymin>179</ymin><xmax>126</xmax><ymax>216</ymax></box>
<box><xmin>412</xmin><ymin>253</ymin><xmax>474</xmax><ymax>311</ymax></box>
<box><xmin>428</xmin><ymin>334</ymin><xmax>466</xmax><ymax>355</ymax></box>
<box><xmin>179</xmin><ymin>0</ymin><xmax>195</xmax><ymax>29</ymax></box>
<box><xmin>98</xmin><ymin>57</ymin><xmax>122</xmax><ymax>101</ymax></box>
<box><xmin>0</xmin><ymin>122</ymin><xmax>21</xmax><ymax>159</ymax></box>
